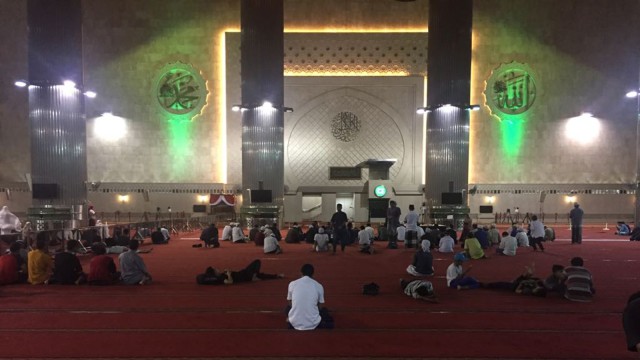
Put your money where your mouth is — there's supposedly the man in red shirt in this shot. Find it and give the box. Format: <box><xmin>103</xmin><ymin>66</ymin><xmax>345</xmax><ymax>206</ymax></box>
<box><xmin>0</xmin><ymin>242</ymin><xmax>26</xmax><ymax>285</ymax></box>
<box><xmin>88</xmin><ymin>243</ymin><xmax>120</xmax><ymax>285</ymax></box>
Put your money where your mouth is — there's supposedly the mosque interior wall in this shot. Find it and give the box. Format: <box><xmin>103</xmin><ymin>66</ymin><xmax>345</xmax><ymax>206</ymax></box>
<box><xmin>1</xmin><ymin>0</ymin><xmax>640</xmax><ymax>223</ymax></box>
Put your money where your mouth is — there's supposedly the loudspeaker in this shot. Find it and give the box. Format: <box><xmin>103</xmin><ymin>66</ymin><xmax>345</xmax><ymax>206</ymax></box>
<box><xmin>539</xmin><ymin>191</ymin><xmax>546</xmax><ymax>203</ymax></box>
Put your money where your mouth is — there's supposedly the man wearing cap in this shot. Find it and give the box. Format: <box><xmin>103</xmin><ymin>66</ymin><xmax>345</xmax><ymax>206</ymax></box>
<box><xmin>446</xmin><ymin>253</ymin><xmax>480</xmax><ymax>290</ymax></box>
<box><xmin>263</xmin><ymin>228</ymin><xmax>282</xmax><ymax>254</ymax></box>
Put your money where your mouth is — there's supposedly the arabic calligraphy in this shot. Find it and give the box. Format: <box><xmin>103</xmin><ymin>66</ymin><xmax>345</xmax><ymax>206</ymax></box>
<box><xmin>485</xmin><ymin>62</ymin><xmax>537</xmax><ymax>117</ymax></box>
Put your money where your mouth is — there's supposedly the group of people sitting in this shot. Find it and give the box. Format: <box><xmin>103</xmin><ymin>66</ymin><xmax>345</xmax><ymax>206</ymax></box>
<box><xmin>0</xmin><ymin>232</ymin><xmax>153</xmax><ymax>286</ymax></box>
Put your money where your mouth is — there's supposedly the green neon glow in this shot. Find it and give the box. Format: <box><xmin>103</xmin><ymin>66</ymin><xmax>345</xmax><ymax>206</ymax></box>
<box><xmin>374</xmin><ymin>185</ymin><xmax>387</xmax><ymax>197</ymax></box>
<box><xmin>168</xmin><ymin>119</ymin><xmax>193</xmax><ymax>173</ymax></box>
<box><xmin>500</xmin><ymin>115</ymin><xmax>525</xmax><ymax>162</ymax></box>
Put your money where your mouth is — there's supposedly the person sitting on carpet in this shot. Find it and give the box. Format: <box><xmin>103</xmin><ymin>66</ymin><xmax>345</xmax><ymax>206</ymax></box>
<box><xmin>463</xmin><ymin>233</ymin><xmax>487</xmax><ymax>259</ymax></box>
<box><xmin>119</xmin><ymin>240</ymin><xmax>152</xmax><ymax>285</ymax></box>
<box><xmin>617</xmin><ymin>221</ymin><xmax>631</xmax><ymax>236</ymax></box>
<box><xmin>221</xmin><ymin>223</ymin><xmax>232</xmax><ymax>241</ymax></box>
<box><xmin>304</xmin><ymin>223</ymin><xmax>318</xmax><ymax>244</ymax></box>
<box><xmin>543</xmin><ymin>264</ymin><xmax>566</xmax><ymax>294</ymax></box>
<box><xmin>263</xmin><ymin>228</ymin><xmax>282</xmax><ymax>254</ymax></box>
<box><xmin>28</xmin><ymin>233</ymin><xmax>53</xmax><ymax>285</ymax></box>
<box><xmin>497</xmin><ymin>231</ymin><xmax>517</xmax><ymax>256</ymax></box>
<box><xmin>160</xmin><ymin>225</ymin><xmax>171</xmax><ymax>242</ymax></box>
<box><xmin>484</xmin><ymin>263</ymin><xmax>547</xmax><ymax>297</ymax></box>
<box><xmin>88</xmin><ymin>243</ymin><xmax>120</xmax><ymax>285</ymax></box>
<box><xmin>358</xmin><ymin>225</ymin><xmax>374</xmax><ymax>254</ymax></box>
<box><xmin>0</xmin><ymin>242</ymin><xmax>27</xmax><ymax>285</ymax></box>
<box><xmin>199</xmin><ymin>223</ymin><xmax>220</xmax><ymax>248</ymax></box>
<box><xmin>515</xmin><ymin>227</ymin><xmax>529</xmax><ymax>247</ymax></box>
<box><xmin>400</xmin><ymin>278</ymin><xmax>438</xmax><ymax>302</ymax></box>
<box><xmin>544</xmin><ymin>225</ymin><xmax>556</xmax><ymax>242</ymax></box>
<box><xmin>196</xmin><ymin>259</ymin><xmax>284</xmax><ymax>285</ymax></box>
<box><xmin>285</xmin><ymin>223</ymin><xmax>303</xmax><ymax>244</ymax></box>
<box><xmin>406</xmin><ymin>240</ymin><xmax>434</xmax><ymax>276</ymax></box>
<box><xmin>564</xmin><ymin>257</ymin><xmax>595</xmax><ymax>302</ymax></box>
<box><xmin>446</xmin><ymin>253</ymin><xmax>480</xmax><ymax>290</ymax></box>
<box><xmin>623</xmin><ymin>291</ymin><xmax>640</xmax><ymax>352</ymax></box>
<box><xmin>50</xmin><ymin>240</ymin><xmax>86</xmax><ymax>285</ymax></box>
<box><xmin>232</xmin><ymin>224</ymin><xmax>248</xmax><ymax>243</ymax></box>
<box><xmin>249</xmin><ymin>224</ymin><xmax>260</xmax><ymax>243</ymax></box>
<box><xmin>438</xmin><ymin>231</ymin><xmax>455</xmax><ymax>253</ymax></box>
<box><xmin>286</xmin><ymin>263</ymin><xmax>333</xmax><ymax>330</ymax></box>
<box><xmin>151</xmin><ymin>227</ymin><xmax>168</xmax><ymax>244</ymax></box>
<box><xmin>314</xmin><ymin>227</ymin><xmax>330</xmax><ymax>252</ymax></box>
<box><xmin>254</xmin><ymin>226</ymin><xmax>266</xmax><ymax>247</ymax></box>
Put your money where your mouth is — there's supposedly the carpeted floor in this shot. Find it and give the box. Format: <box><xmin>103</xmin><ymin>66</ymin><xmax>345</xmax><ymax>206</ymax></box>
<box><xmin>0</xmin><ymin>225</ymin><xmax>638</xmax><ymax>359</ymax></box>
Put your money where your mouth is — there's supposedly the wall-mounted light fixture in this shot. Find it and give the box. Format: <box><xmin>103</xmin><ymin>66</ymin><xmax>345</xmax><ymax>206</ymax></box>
<box><xmin>484</xmin><ymin>196</ymin><xmax>495</xmax><ymax>204</ymax></box>
<box><xmin>416</xmin><ymin>103</ymin><xmax>480</xmax><ymax>114</ymax></box>
<box><xmin>232</xmin><ymin>101</ymin><xmax>294</xmax><ymax>113</ymax></box>
<box><xmin>197</xmin><ymin>195</ymin><xmax>209</xmax><ymax>203</ymax></box>
<box><xmin>118</xmin><ymin>194</ymin><xmax>130</xmax><ymax>203</ymax></box>
<box><xmin>565</xmin><ymin>195</ymin><xmax>577</xmax><ymax>203</ymax></box>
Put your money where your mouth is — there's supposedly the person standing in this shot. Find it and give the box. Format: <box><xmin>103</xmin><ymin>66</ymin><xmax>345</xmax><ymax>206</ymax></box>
<box><xmin>88</xmin><ymin>205</ymin><xmax>97</xmax><ymax>227</ymax></box>
<box><xmin>330</xmin><ymin>204</ymin><xmax>349</xmax><ymax>253</ymax></box>
<box><xmin>404</xmin><ymin>205</ymin><xmax>420</xmax><ymax>248</ymax></box>
<box><xmin>286</xmin><ymin>264</ymin><xmax>333</xmax><ymax>330</ymax></box>
<box><xmin>386</xmin><ymin>201</ymin><xmax>401</xmax><ymax>246</ymax></box>
<box><xmin>529</xmin><ymin>215</ymin><xmax>545</xmax><ymax>252</ymax></box>
<box><xmin>569</xmin><ymin>203</ymin><xmax>584</xmax><ymax>244</ymax></box>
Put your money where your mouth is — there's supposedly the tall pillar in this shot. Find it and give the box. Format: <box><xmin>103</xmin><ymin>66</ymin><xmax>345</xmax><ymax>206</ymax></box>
<box><xmin>28</xmin><ymin>0</ymin><xmax>86</xmax><ymax>209</ymax></box>
<box><xmin>425</xmin><ymin>0</ymin><xmax>473</xmax><ymax>206</ymax></box>
<box><xmin>240</xmin><ymin>0</ymin><xmax>285</xmax><ymax>204</ymax></box>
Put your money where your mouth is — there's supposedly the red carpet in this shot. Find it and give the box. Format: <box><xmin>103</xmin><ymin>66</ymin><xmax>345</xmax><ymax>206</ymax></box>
<box><xmin>0</xmin><ymin>225</ymin><xmax>638</xmax><ymax>359</ymax></box>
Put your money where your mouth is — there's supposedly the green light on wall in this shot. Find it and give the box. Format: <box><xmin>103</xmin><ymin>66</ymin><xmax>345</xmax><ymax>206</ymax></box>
<box><xmin>500</xmin><ymin>115</ymin><xmax>525</xmax><ymax>161</ymax></box>
<box><xmin>168</xmin><ymin>119</ymin><xmax>192</xmax><ymax>173</ymax></box>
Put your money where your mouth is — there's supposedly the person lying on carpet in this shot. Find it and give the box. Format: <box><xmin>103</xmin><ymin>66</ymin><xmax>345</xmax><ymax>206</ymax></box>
<box><xmin>88</xmin><ymin>243</ymin><xmax>120</xmax><ymax>285</ymax></box>
<box><xmin>49</xmin><ymin>240</ymin><xmax>87</xmax><ymax>285</ymax></box>
<box><xmin>446</xmin><ymin>253</ymin><xmax>480</xmax><ymax>290</ymax></box>
<box><xmin>406</xmin><ymin>240</ymin><xmax>434</xmax><ymax>276</ymax></box>
<box><xmin>400</xmin><ymin>278</ymin><xmax>438</xmax><ymax>302</ymax></box>
<box><xmin>27</xmin><ymin>233</ymin><xmax>53</xmax><ymax>285</ymax></box>
<box><xmin>483</xmin><ymin>263</ymin><xmax>547</xmax><ymax>297</ymax></box>
<box><xmin>286</xmin><ymin>263</ymin><xmax>334</xmax><ymax>330</ymax></box>
<box><xmin>623</xmin><ymin>291</ymin><xmax>640</xmax><ymax>352</ymax></box>
<box><xmin>119</xmin><ymin>239</ymin><xmax>152</xmax><ymax>285</ymax></box>
<box><xmin>196</xmin><ymin>259</ymin><xmax>284</xmax><ymax>285</ymax></box>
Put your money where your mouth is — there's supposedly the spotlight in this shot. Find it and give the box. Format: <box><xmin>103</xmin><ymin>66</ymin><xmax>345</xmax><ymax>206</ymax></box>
<box><xmin>63</xmin><ymin>80</ymin><xmax>76</xmax><ymax>89</ymax></box>
<box><xmin>14</xmin><ymin>81</ymin><xmax>27</xmax><ymax>88</ymax></box>
<box><xmin>580</xmin><ymin>112</ymin><xmax>593</xmax><ymax>118</ymax></box>
<box><xmin>231</xmin><ymin>105</ymin><xmax>241</xmax><ymax>112</ymax></box>
<box><xmin>261</xmin><ymin>101</ymin><xmax>273</xmax><ymax>109</ymax></box>
<box><xmin>626</xmin><ymin>90</ymin><xmax>639</xmax><ymax>98</ymax></box>
<box><xmin>470</xmin><ymin>105</ymin><xmax>480</xmax><ymax>111</ymax></box>
<box><xmin>416</xmin><ymin>108</ymin><xmax>426</xmax><ymax>115</ymax></box>
<box><xmin>84</xmin><ymin>91</ymin><xmax>97</xmax><ymax>98</ymax></box>
<box><xmin>283</xmin><ymin>107</ymin><xmax>294</xmax><ymax>113</ymax></box>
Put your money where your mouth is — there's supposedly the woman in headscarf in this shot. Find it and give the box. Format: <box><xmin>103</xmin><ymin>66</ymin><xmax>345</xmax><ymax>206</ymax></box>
<box><xmin>406</xmin><ymin>239</ymin><xmax>434</xmax><ymax>276</ymax></box>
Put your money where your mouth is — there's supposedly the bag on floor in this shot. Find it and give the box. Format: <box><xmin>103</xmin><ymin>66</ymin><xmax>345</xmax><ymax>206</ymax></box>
<box><xmin>362</xmin><ymin>282</ymin><xmax>380</xmax><ymax>296</ymax></box>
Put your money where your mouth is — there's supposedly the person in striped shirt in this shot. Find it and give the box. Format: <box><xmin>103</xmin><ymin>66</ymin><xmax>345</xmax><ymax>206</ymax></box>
<box><xmin>564</xmin><ymin>257</ymin><xmax>595</xmax><ymax>302</ymax></box>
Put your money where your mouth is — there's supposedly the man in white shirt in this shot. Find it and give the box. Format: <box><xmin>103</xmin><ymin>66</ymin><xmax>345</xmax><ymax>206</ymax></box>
<box><xmin>396</xmin><ymin>224</ymin><xmax>406</xmax><ymax>245</ymax></box>
<box><xmin>515</xmin><ymin>228</ymin><xmax>529</xmax><ymax>247</ymax></box>
<box><xmin>263</xmin><ymin>229</ymin><xmax>282</xmax><ymax>254</ymax></box>
<box><xmin>528</xmin><ymin>215</ymin><xmax>545</xmax><ymax>251</ymax></box>
<box><xmin>221</xmin><ymin>224</ymin><xmax>232</xmax><ymax>241</ymax></box>
<box><xmin>497</xmin><ymin>231</ymin><xmax>517</xmax><ymax>256</ymax></box>
<box><xmin>438</xmin><ymin>233</ymin><xmax>455</xmax><ymax>253</ymax></box>
<box><xmin>404</xmin><ymin>205</ymin><xmax>420</xmax><ymax>248</ymax></box>
<box><xmin>232</xmin><ymin>224</ymin><xmax>247</xmax><ymax>243</ymax></box>
<box><xmin>364</xmin><ymin>223</ymin><xmax>375</xmax><ymax>241</ymax></box>
<box><xmin>357</xmin><ymin>225</ymin><xmax>374</xmax><ymax>254</ymax></box>
<box><xmin>286</xmin><ymin>264</ymin><xmax>333</xmax><ymax>330</ymax></box>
